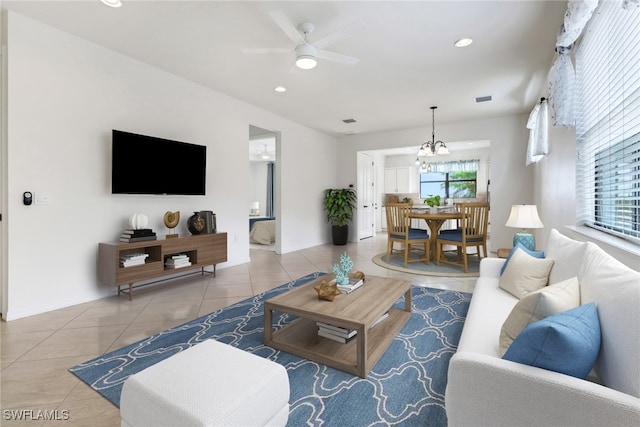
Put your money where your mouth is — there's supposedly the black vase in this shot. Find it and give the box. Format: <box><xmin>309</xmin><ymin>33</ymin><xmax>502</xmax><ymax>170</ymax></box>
<box><xmin>187</xmin><ymin>212</ymin><xmax>206</xmax><ymax>235</ymax></box>
<box><xmin>331</xmin><ymin>225</ymin><xmax>349</xmax><ymax>245</ymax></box>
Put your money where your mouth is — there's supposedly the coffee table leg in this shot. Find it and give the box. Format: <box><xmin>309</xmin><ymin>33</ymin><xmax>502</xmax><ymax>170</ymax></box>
<box><xmin>404</xmin><ymin>288</ymin><xmax>412</xmax><ymax>312</ymax></box>
<box><xmin>357</xmin><ymin>325</ymin><xmax>367</xmax><ymax>378</ymax></box>
<box><xmin>264</xmin><ymin>304</ymin><xmax>273</xmax><ymax>343</ymax></box>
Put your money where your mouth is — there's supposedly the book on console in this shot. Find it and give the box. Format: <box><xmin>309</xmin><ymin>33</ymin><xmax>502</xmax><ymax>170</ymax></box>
<box><xmin>164</xmin><ymin>261</ymin><xmax>192</xmax><ymax>269</ymax></box>
<box><xmin>120</xmin><ymin>235</ymin><xmax>157</xmax><ymax>243</ymax></box>
<box><xmin>120</xmin><ymin>259</ymin><xmax>146</xmax><ymax>267</ymax></box>
<box><xmin>122</xmin><ymin>229</ymin><xmax>156</xmax><ymax>237</ymax></box>
<box><xmin>120</xmin><ymin>253</ymin><xmax>149</xmax><ymax>260</ymax></box>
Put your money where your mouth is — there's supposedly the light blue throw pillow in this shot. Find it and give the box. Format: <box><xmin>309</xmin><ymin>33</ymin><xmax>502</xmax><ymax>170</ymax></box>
<box><xmin>500</xmin><ymin>242</ymin><xmax>545</xmax><ymax>275</ymax></box>
<box><xmin>502</xmin><ymin>303</ymin><xmax>601</xmax><ymax>379</ymax></box>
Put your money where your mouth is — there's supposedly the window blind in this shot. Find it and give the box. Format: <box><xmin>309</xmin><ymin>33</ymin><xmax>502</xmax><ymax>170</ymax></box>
<box><xmin>575</xmin><ymin>0</ymin><xmax>640</xmax><ymax>244</ymax></box>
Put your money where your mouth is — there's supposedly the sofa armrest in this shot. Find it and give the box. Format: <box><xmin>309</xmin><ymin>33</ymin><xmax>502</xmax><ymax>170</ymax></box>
<box><xmin>446</xmin><ymin>352</ymin><xmax>640</xmax><ymax>427</ymax></box>
<box><xmin>479</xmin><ymin>258</ymin><xmax>505</xmax><ymax>278</ymax></box>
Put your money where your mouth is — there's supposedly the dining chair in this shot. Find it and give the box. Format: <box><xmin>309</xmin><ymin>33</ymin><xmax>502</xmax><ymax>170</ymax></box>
<box><xmin>385</xmin><ymin>203</ymin><xmax>430</xmax><ymax>267</ymax></box>
<box><xmin>436</xmin><ymin>202</ymin><xmax>489</xmax><ymax>273</ymax></box>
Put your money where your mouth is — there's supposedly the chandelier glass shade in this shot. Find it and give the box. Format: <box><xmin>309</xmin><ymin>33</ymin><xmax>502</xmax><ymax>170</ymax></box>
<box><xmin>416</xmin><ymin>106</ymin><xmax>449</xmax><ymax>169</ymax></box>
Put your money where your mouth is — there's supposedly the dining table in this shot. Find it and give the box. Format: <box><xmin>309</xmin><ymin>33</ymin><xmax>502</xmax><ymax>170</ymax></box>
<box><xmin>407</xmin><ymin>207</ymin><xmax>464</xmax><ymax>261</ymax></box>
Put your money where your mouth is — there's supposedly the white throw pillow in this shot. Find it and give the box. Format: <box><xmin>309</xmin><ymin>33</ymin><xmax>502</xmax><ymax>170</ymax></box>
<box><xmin>545</xmin><ymin>229</ymin><xmax>588</xmax><ymax>285</ymax></box>
<box><xmin>499</xmin><ymin>248</ymin><xmax>555</xmax><ymax>299</ymax></box>
<box><xmin>499</xmin><ymin>276</ymin><xmax>580</xmax><ymax>356</ymax></box>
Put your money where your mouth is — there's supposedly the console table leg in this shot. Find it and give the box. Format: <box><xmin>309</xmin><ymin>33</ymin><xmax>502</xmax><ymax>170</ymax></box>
<box><xmin>128</xmin><ymin>283</ymin><xmax>133</xmax><ymax>301</ymax></box>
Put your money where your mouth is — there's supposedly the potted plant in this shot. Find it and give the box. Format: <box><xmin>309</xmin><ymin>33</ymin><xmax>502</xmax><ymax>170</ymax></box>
<box><xmin>323</xmin><ymin>188</ymin><xmax>357</xmax><ymax>245</ymax></box>
<box><xmin>424</xmin><ymin>195</ymin><xmax>441</xmax><ymax>213</ymax></box>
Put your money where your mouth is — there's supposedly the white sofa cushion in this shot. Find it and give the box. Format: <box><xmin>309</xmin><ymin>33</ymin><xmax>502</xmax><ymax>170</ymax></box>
<box><xmin>457</xmin><ymin>274</ymin><xmax>517</xmax><ymax>356</ymax></box>
<box><xmin>545</xmin><ymin>229</ymin><xmax>589</xmax><ymax>284</ymax></box>
<box><xmin>499</xmin><ymin>276</ymin><xmax>580</xmax><ymax>355</ymax></box>
<box><xmin>499</xmin><ymin>248</ymin><xmax>555</xmax><ymax>299</ymax></box>
<box><xmin>579</xmin><ymin>242</ymin><xmax>640</xmax><ymax>398</ymax></box>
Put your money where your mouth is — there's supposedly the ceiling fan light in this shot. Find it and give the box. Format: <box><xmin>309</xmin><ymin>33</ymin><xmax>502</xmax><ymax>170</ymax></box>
<box><xmin>296</xmin><ymin>56</ymin><xmax>317</xmax><ymax>69</ymax></box>
<box><xmin>101</xmin><ymin>0</ymin><xmax>122</xmax><ymax>7</ymax></box>
<box><xmin>454</xmin><ymin>38</ymin><xmax>473</xmax><ymax>48</ymax></box>
<box><xmin>295</xmin><ymin>44</ymin><xmax>318</xmax><ymax>69</ymax></box>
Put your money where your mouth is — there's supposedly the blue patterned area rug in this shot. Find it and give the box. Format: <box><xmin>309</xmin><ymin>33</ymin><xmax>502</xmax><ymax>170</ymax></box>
<box><xmin>70</xmin><ymin>273</ymin><xmax>470</xmax><ymax>426</ymax></box>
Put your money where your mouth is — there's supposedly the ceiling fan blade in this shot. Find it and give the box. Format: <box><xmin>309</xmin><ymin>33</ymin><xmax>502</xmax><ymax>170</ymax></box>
<box><xmin>268</xmin><ymin>10</ymin><xmax>305</xmax><ymax>45</ymax></box>
<box><xmin>317</xmin><ymin>50</ymin><xmax>360</xmax><ymax>65</ymax></box>
<box><xmin>241</xmin><ymin>48</ymin><xmax>290</xmax><ymax>54</ymax></box>
<box><xmin>313</xmin><ymin>20</ymin><xmax>366</xmax><ymax>49</ymax></box>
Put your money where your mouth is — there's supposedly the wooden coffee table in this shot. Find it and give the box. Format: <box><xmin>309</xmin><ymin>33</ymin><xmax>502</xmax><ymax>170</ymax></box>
<box><xmin>264</xmin><ymin>275</ymin><xmax>412</xmax><ymax>378</ymax></box>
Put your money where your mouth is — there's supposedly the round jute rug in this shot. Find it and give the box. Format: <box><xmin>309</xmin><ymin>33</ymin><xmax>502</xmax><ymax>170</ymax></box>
<box><xmin>372</xmin><ymin>252</ymin><xmax>479</xmax><ymax>277</ymax></box>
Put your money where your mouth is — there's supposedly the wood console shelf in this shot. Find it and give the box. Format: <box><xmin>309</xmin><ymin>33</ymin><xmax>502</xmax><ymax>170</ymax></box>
<box><xmin>98</xmin><ymin>233</ymin><xmax>227</xmax><ymax>300</ymax></box>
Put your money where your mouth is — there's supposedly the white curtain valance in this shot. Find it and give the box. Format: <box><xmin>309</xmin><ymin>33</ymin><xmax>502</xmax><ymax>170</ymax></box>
<box><xmin>424</xmin><ymin>159</ymin><xmax>479</xmax><ymax>173</ymax></box>
<box><xmin>549</xmin><ymin>0</ymin><xmax>599</xmax><ymax>129</ymax></box>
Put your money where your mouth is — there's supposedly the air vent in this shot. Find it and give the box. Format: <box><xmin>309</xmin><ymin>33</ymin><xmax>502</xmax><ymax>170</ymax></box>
<box><xmin>474</xmin><ymin>95</ymin><xmax>492</xmax><ymax>103</ymax></box>
<box><xmin>342</xmin><ymin>118</ymin><xmax>357</xmax><ymax>123</ymax></box>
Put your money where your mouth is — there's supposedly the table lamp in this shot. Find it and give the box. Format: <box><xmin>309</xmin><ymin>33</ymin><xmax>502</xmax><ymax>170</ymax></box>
<box><xmin>505</xmin><ymin>205</ymin><xmax>544</xmax><ymax>250</ymax></box>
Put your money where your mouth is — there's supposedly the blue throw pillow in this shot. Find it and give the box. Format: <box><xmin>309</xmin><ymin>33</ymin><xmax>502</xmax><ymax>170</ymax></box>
<box><xmin>500</xmin><ymin>242</ymin><xmax>545</xmax><ymax>275</ymax></box>
<box><xmin>502</xmin><ymin>303</ymin><xmax>601</xmax><ymax>379</ymax></box>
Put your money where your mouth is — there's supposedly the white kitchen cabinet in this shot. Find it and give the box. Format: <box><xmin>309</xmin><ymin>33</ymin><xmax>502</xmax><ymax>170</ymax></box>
<box><xmin>384</xmin><ymin>167</ymin><xmax>416</xmax><ymax>193</ymax></box>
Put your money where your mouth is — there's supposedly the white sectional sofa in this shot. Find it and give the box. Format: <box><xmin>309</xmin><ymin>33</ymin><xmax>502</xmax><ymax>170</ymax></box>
<box><xmin>445</xmin><ymin>229</ymin><xmax>640</xmax><ymax>427</ymax></box>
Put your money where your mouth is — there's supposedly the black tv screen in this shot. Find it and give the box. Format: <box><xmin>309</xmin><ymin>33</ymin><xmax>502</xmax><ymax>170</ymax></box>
<box><xmin>111</xmin><ymin>130</ymin><xmax>206</xmax><ymax>195</ymax></box>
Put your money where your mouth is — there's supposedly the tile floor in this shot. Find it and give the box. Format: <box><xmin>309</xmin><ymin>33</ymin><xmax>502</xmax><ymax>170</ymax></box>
<box><xmin>0</xmin><ymin>234</ymin><xmax>477</xmax><ymax>426</ymax></box>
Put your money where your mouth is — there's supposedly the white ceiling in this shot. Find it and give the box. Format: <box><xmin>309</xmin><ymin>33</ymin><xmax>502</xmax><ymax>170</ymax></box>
<box><xmin>2</xmin><ymin>0</ymin><xmax>566</xmax><ymax>137</ymax></box>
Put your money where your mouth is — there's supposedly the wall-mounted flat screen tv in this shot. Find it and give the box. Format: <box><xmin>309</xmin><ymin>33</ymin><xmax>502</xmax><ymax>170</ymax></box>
<box><xmin>111</xmin><ymin>130</ymin><xmax>206</xmax><ymax>195</ymax></box>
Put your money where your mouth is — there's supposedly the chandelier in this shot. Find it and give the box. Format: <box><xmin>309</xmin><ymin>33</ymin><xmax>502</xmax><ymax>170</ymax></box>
<box><xmin>415</xmin><ymin>106</ymin><xmax>449</xmax><ymax>169</ymax></box>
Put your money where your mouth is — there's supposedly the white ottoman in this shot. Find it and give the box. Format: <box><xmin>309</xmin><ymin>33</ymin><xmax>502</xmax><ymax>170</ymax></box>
<box><xmin>120</xmin><ymin>340</ymin><xmax>290</xmax><ymax>427</ymax></box>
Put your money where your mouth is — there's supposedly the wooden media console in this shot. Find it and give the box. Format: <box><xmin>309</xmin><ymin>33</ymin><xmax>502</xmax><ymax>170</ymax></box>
<box><xmin>98</xmin><ymin>233</ymin><xmax>227</xmax><ymax>299</ymax></box>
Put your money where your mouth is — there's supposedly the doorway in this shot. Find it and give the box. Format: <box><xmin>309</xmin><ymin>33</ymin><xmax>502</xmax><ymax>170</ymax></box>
<box><xmin>357</xmin><ymin>152</ymin><xmax>374</xmax><ymax>240</ymax></box>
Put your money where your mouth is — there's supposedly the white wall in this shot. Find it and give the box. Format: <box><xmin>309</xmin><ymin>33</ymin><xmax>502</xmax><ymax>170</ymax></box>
<box><xmin>2</xmin><ymin>12</ymin><xmax>336</xmax><ymax>320</ymax></box>
<box><xmin>337</xmin><ymin>115</ymin><xmax>534</xmax><ymax>250</ymax></box>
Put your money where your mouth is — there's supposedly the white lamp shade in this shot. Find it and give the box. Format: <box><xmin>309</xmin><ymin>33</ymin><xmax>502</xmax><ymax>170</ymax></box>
<box><xmin>251</xmin><ymin>202</ymin><xmax>260</xmax><ymax>210</ymax></box>
<box><xmin>505</xmin><ymin>205</ymin><xmax>544</xmax><ymax>228</ymax></box>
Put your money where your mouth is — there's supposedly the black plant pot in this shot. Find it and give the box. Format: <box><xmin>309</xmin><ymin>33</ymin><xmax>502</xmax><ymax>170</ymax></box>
<box><xmin>331</xmin><ymin>225</ymin><xmax>349</xmax><ymax>245</ymax></box>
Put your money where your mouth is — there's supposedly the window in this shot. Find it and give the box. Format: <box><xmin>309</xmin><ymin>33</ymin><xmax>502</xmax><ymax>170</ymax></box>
<box><xmin>419</xmin><ymin>160</ymin><xmax>478</xmax><ymax>199</ymax></box>
<box><xmin>575</xmin><ymin>0</ymin><xmax>640</xmax><ymax>245</ymax></box>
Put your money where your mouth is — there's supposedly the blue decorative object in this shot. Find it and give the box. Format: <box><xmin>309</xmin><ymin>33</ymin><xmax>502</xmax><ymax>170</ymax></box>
<box><xmin>513</xmin><ymin>231</ymin><xmax>536</xmax><ymax>251</ymax></box>
<box><xmin>69</xmin><ymin>274</ymin><xmax>471</xmax><ymax>426</ymax></box>
<box><xmin>332</xmin><ymin>252</ymin><xmax>353</xmax><ymax>285</ymax></box>
<box><xmin>502</xmin><ymin>303</ymin><xmax>601</xmax><ymax>379</ymax></box>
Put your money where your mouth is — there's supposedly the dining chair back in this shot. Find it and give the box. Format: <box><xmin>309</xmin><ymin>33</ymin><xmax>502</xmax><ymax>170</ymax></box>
<box><xmin>385</xmin><ymin>203</ymin><xmax>430</xmax><ymax>267</ymax></box>
<box><xmin>436</xmin><ymin>202</ymin><xmax>489</xmax><ymax>273</ymax></box>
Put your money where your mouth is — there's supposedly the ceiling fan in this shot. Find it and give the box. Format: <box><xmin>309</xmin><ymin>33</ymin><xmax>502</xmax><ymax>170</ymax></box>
<box><xmin>244</xmin><ymin>10</ymin><xmax>365</xmax><ymax>70</ymax></box>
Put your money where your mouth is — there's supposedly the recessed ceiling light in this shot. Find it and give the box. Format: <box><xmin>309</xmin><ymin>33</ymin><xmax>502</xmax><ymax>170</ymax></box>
<box><xmin>454</xmin><ymin>38</ymin><xmax>473</xmax><ymax>48</ymax></box>
<box><xmin>274</xmin><ymin>86</ymin><xmax>287</xmax><ymax>93</ymax></box>
<box><xmin>101</xmin><ymin>0</ymin><xmax>122</xmax><ymax>7</ymax></box>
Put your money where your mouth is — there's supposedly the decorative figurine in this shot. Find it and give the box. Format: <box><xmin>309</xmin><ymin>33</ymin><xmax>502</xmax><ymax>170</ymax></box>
<box><xmin>129</xmin><ymin>213</ymin><xmax>148</xmax><ymax>230</ymax></box>
<box><xmin>332</xmin><ymin>252</ymin><xmax>354</xmax><ymax>286</ymax></box>
<box><xmin>163</xmin><ymin>211</ymin><xmax>180</xmax><ymax>238</ymax></box>
<box><xmin>314</xmin><ymin>279</ymin><xmax>342</xmax><ymax>302</ymax></box>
